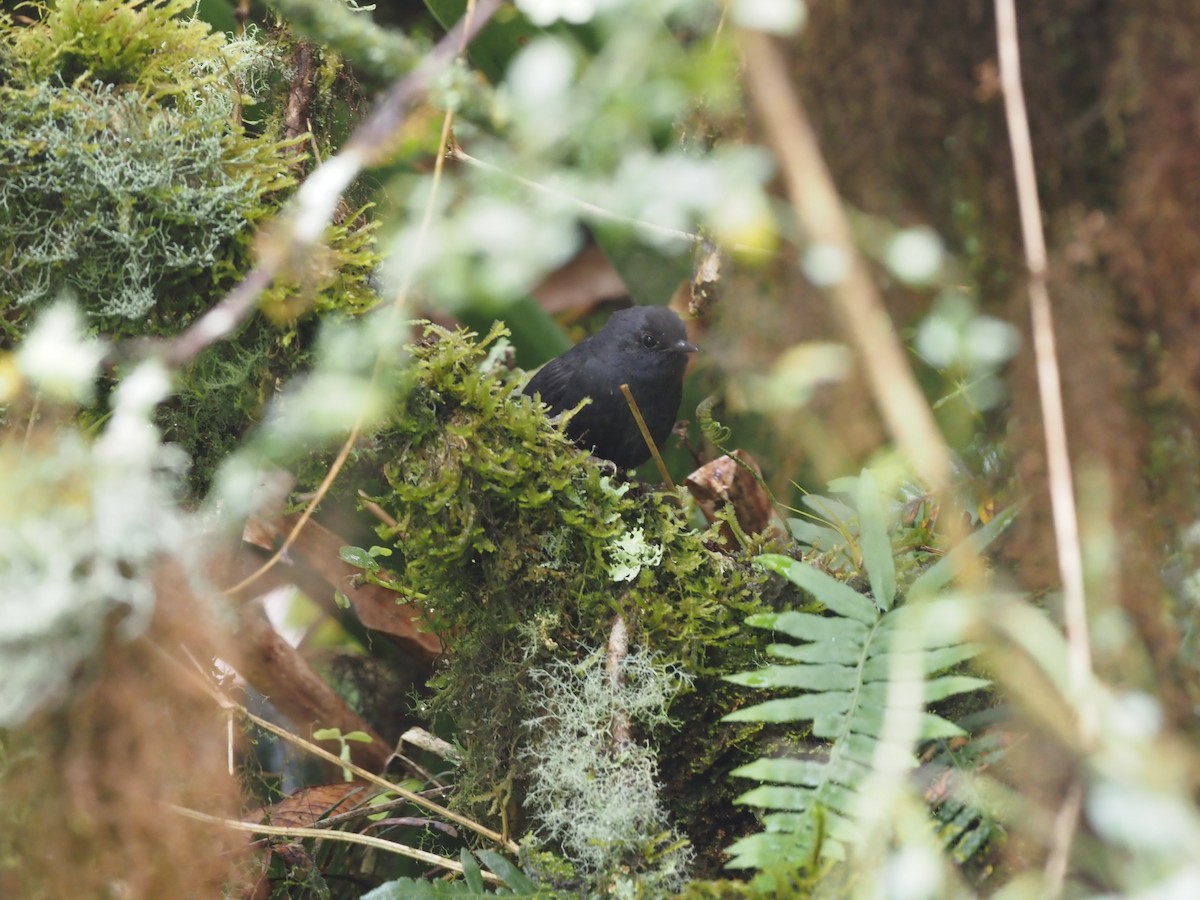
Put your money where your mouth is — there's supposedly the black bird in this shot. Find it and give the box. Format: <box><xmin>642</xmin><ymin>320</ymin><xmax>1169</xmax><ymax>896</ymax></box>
<box><xmin>524</xmin><ymin>305</ymin><xmax>698</xmax><ymax>469</ymax></box>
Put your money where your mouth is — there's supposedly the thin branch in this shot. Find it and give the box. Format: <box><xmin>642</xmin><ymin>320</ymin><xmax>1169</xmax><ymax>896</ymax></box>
<box><xmin>450</xmin><ymin>146</ymin><xmax>703</xmax><ymax>246</ymax></box>
<box><xmin>1042</xmin><ymin>777</ymin><xmax>1084</xmax><ymax>897</ymax></box>
<box><xmin>238</xmin><ymin>703</ymin><xmax>518</xmax><ymax>853</ymax></box>
<box><xmin>619</xmin><ymin>383</ymin><xmax>677</xmax><ymax>492</ymax></box>
<box><xmin>166</xmin><ymin>641</ymin><xmax>519</xmax><ymax>854</ymax></box>
<box><xmin>606</xmin><ymin>613</ymin><xmax>631</xmax><ymax>746</ymax></box>
<box><xmin>168</xmin><ymin>804</ymin><xmax>501</xmax><ymax>885</ymax></box>
<box><xmin>161</xmin><ymin>0</ymin><xmax>502</xmax><ymax>367</ymax></box>
<box><xmin>994</xmin><ymin>0</ymin><xmax>1093</xmax><ymax>722</ymax></box>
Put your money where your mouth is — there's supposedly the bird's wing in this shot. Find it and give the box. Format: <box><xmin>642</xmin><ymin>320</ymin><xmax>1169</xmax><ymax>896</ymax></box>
<box><xmin>524</xmin><ymin>352</ymin><xmax>582</xmax><ymax>414</ymax></box>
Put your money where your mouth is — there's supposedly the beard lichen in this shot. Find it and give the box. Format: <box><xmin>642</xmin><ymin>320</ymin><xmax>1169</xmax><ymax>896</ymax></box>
<box><xmin>0</xmin><ymin>0</ymin><xmax>383</xmax><ymax>494</ymax></box>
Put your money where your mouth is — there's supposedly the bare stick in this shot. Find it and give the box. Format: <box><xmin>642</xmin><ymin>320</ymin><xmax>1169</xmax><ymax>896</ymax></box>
<box><xmin>607</xmin><ymin>613</ymin><xmax>631</xmax><ymax>746</ymax></box>
<box><xmin>164</xmin><ymin>643</ymin><xmax>518</xmax><ymax>853</ymax></box>
<box><xmin>168</xmin><ymin>804</ymin><xmax>502</xmax><ymax>885</ymax></box>
<box><xmin>994</xmin><ymin>0</ymin><xmax>1093</xmax><ymax>716</ymax></box>
<box><xmin>1042</xmin><ymin>777</ymin><xmax>1084</xmax><ymax>897</ymax></box>
<box><xmin>236</xmin><ymin>704</ymin><xmax>521</xmax><ymax>850</ymax></box>
<box><xmin>995</xmin><ymin>1</ymin><xmax>1093</xmax><ymax>890</ymax></box>
<box><xmin>620</xmin><ymin>383</ymin><xmax>677</xmax><ymax>491</ymax></box>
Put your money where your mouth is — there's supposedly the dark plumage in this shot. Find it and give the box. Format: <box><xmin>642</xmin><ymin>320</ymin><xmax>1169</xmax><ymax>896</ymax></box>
<box><xmin>524</xmin><ymin>306</ymin><xmax>698</xmax><ymax>469</ymax></box>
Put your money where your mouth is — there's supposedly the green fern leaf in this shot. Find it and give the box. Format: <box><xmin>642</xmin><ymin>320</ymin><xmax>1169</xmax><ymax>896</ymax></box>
<box><xmin>725</xmin><ymin>545</ymin><xmax>993</xmax><ymax>868</ymax></box>
<box><xmin>725</xmin><ymin>474</ymin><xmax>1014</xmax><ymax>874</ymax></box>
<box><xmin>856</xmin><ymin>469</ymin><xmax>897</xmax><ymax>610</ymax></box>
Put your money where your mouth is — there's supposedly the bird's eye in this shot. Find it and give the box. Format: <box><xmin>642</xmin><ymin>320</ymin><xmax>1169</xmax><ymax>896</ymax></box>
<box><xmin>639</xmin><ymin>333</ymin><xmax>660</xmax><ymax>349</ymax></box>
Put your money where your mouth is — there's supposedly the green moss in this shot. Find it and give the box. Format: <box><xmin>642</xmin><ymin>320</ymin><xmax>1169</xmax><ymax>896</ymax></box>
<box><xmin>0</xmin><ymin>2</ymin><xmax>291</xmax><ymax>334</ymax></box>
<box><xmin>0</xmin><ymin>0</ymin><xmax>383</xmax><ymax>493</ymax></box>
<box><xmin>365</xmin><ymin>323</ymin><xmax>787</xmax><ymax>888</ymax></box>
<box><xmin>2</xmin><ymin>0</ymin><xmax>223</xmax><ymax>91</ymax></box>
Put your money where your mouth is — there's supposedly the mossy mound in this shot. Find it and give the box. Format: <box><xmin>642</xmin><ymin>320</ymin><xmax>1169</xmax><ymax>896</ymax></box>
<box><xmin>366</xmin><ymin>323</ymin><xmax>791</xmax><ymax>888</ymax></box>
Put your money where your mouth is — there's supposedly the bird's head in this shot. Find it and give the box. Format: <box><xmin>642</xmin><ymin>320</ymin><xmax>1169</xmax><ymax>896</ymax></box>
<box><xmin>605</xmin><ymin>306</ymin><xmax>697</xmax><ymax>375</ymax></box>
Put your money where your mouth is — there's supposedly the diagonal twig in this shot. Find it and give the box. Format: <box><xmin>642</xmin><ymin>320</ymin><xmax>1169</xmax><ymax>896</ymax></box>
<box><xmin>219</xmin><ymin>1</ymin><xmax>487</xmax><ymax>597</ymax></box>
<box><xmin>737</xmin><ymin>30</ymin><xmax>952</xmax><ymax>496</ymax></box>
<box><xmin>161</xmin><ymin>0</ymin><xmax>502</xmax><ymax>367</ymax></box>
<box><xmin>995</xmin><ymin>1</ymin><xmax>1094</xmax><ymax>894</ymax></box>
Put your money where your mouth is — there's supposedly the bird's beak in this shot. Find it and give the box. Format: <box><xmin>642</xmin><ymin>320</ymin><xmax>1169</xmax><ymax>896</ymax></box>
<box><xmin>676</xmin><ymin>339</ymin><xmax>699</xmax><ymax>354</ymax></box>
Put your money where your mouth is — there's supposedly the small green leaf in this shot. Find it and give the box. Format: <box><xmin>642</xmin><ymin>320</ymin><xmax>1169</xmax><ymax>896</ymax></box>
<box><xmin>460</xmin><ymin>848</ymin><xmax>484</xmax><ymax>894</ymax></box>
<box><xmin>856</xmin><ymin>469</ymin><xmax>897</xmax><ymax>611</ymax></box>
<box><xmin>475</xmin><ymin>850</ymin><xmax>535</xmax><ymax>891</ymax></box>
<box><xmin>342</xmin><ymin>731</ymin><xmax>374</xmax><ymax>744</ymax></box>
<box><xmin>339</xmin><ymin>545</ymin><xmax>380</xmax><ymax>571</ymax></box>
<box><xmin>334</xmin><ymin>589</ymin><xmax>351</xmax><ymax>609</ymax></box>
<box><xmin>788</xmin><ymin>518</ymin><xmax>845</xmax><ymax>550</ymax></box>
<box><xmin>723</xmin><ymin>692</ymin><xmax>851</xmax><ymax>724</ymax></box>
<box><xmin>725</xmin><ymin>830</ymin><xmax>814</xmax><ymax>869</ymax></box>
<box><xmin>368</xmin><ymin>545</ymin><xmax>393</xmax><ymax>558</ymax></box>
<box><xmin>924</xmin><ymin>675</ymin><xmax>990</xmax><ymax>702</ymax></box>
<box><xmin>767</xmin><ymin>639</ymin><xmax>863</xmax><ymax>666</ymax></box>
<box><xmin>731</xmin><ymin>757</ymin><xmax>827</xmax><ymax>786</ymax></box>
<box><xmin>756</xmin><ymin>555</ymin><xmax>878</xmax><ymax>624</ymax></box>
<box><xmin>918</xmin><ymin>713</ymin><xmax>967</xmax><ymax>739</ymax></box>
<box><xmin>725</xmin><ymin>663</ymin><xmax>858</xmax><ymax>692</ymax></box>
<box><xmin>744</xmin><ymin>610</ymin><xmax>870</xmax><ymax>644</ymax></box>
<box><xmin>313</xmin><ymin>728</ymin><xmax>341</xmax><ymax>741</ymax></box>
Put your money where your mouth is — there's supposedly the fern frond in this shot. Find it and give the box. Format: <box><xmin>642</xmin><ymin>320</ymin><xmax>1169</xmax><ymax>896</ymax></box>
<box><xmin>722</xmin><ymin>575</ymin><xmax>987</xmax><ymax>868</ymax></box>
<box><xmin>722</xmin><ymin>470</ymin><xmax>1013</xmax><ymax>873</ymax></box>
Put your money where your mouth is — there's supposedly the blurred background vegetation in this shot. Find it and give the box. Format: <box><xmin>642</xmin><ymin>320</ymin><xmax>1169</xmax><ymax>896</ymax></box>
<box><xmin>3</xmin><ymin>0</ymin><xmax>1200</xmax><ymax>897</ymax></box>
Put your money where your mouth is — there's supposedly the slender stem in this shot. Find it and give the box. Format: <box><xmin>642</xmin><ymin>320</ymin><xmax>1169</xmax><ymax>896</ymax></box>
<box><xmin>162</xmin><ymin>0</ymin><xmax>502</xmax><ymax>367</ymax></box>
<box><xmin>995</xmin><ymin>1</ymin><xmax>1093</xmax><ymax>892</ymax></box>
<box><xmin>223</xmin><ymin>1</ymin><xmax>485</xmax><ymax>596</ymax></box>
<box><xmin>620</xmin><ymin>383</ymin><xmax>677</xmax><ymax>492</ymax></box>
<box><xmin>239</xmin><ymin>703</ymin><xmax>518</xmax><ymax>853</ymax></box>
<box><xmin>168</xmin><ymin>804</ymin><xmax>502</xmax><ymax>885</ymax></box>
<box><xmin>1042</xmin><ymin>777</ymin><xmax>1084</xmax><ymax>898</ymax></box>
<box><xmin>164</xmin><ymin>642</ymin><xmax>519</xmax><ymax>853</ymax></box>
<box><xmin>451</xmin><ymin>146</ymin><xmax>702</xmax><ymax>246</ymax></box>
<box><xmin>994</xmin><ymin>0</ymin><xmax>1093</xmax><ymax>719</ymax></box>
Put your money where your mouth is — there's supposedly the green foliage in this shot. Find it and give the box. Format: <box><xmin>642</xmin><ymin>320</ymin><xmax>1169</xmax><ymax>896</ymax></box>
<box><xmin>919</xmin><ymin>710</ymin><xmax>1008</xmax><ymax>872</ymax></box>
<box><xmin>0</xmin><ymin>0</ymin><xmax>384</xmax><ymax>493</ymax></box>
<box><xmin>1</xmin><ymin>0</ymin><xmax>224</xmax><ymax>91</ymax></box>
<box><xmin>722</xmin><ymin>473</ymin><xmax>1013</xmax><ymax>873</ymax></box>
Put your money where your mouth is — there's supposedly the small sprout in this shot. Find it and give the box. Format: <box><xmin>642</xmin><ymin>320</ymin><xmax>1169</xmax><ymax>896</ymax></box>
<box><xmin>339</xmin><ymin>545</ymin><xmax>380</xmax><ymax>572</ymax></box>
<box><xmin>314</xmin><ymin>728</ymin><xmax>374</xmax><ymax>782</ymax></box>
